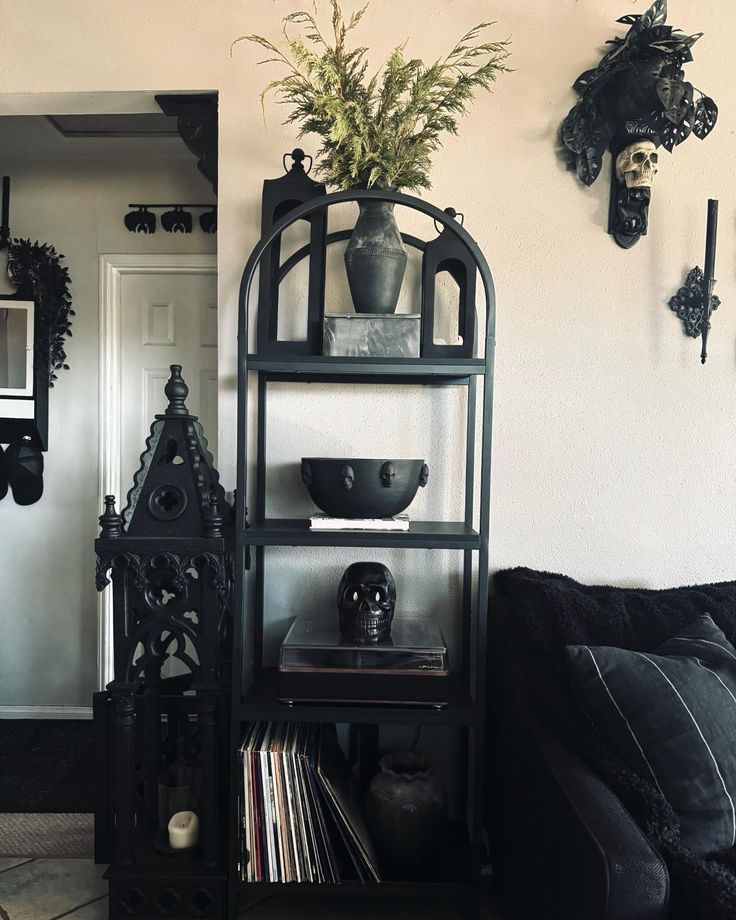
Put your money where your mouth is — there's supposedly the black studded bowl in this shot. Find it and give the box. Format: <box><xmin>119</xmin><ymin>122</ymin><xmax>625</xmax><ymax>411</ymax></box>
<box><xmin>300</xmin><ymin>458</ymin><xmax>429</xmax><ymax>519</ymax></box>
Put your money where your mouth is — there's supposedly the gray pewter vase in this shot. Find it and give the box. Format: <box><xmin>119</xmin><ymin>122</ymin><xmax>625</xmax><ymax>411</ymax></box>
<box><xmin>344</xmin><ymin>200</ymin><xmax>407</xmax><ymax>314</ymax></box>
<box><xmin>365</xmin><ymin>752</ymin><xmax>446</xmax><ymax>867</ymax></box>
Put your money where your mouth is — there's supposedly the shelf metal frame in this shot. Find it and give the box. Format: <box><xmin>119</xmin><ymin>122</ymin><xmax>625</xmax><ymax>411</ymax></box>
<box><xmin>229</xmin><ymin>188</ymin><xmax>495</xmax><ymax>918</ymax></box>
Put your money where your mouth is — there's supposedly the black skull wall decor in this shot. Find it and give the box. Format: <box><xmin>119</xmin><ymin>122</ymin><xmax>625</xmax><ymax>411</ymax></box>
<box><xmin>560</xmin><ymin>0</ymin><xmax>718</xmax><ymax>249</ymax></box>
<box><xmin>337</xmin><ymin>561</ymin><xmax>397</xmax><ymax>644</ymax></box>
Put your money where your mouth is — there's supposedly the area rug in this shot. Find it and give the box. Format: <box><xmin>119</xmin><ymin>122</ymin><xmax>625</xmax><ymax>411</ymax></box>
<box><xmin>0</xmin><ymin>813</ymin><xmax>93</xmax><ymax>858</ymax></box>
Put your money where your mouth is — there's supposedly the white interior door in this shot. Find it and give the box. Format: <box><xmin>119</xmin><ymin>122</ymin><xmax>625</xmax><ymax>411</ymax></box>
<box><xmin>119</xmin><ymin>266</ymin><xmax>218</xmax><ymax>483</ymax></box>
<box><xmin>98</xmin><ymin>253</ymin><xmax>217</xmax><ymax>690</ymax></box>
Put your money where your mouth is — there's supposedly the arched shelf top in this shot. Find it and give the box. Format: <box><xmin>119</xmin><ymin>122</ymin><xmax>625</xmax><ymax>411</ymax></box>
<box><xmin>238</xmin><ymin>187</ymin><xmax>496</xmax><ymax>356</ymax></box>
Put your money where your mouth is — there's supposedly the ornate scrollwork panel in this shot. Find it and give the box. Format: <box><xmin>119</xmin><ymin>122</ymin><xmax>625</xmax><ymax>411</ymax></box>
<box><xmin>96</xmin><ymin>549</ymin><xmax>232</xmax><ymax>684</ymax></box>
<box><xmin>668</xmin><ymin>266</ymin><xmax>721</xmax><ymax>338</ymax></box>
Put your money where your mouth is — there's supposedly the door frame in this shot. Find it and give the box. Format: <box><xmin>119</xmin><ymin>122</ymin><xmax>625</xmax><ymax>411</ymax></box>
<box><xmin>97</xmin><ymin>253</ymin><xmax>217</xmax><ymax>691</ymax></box>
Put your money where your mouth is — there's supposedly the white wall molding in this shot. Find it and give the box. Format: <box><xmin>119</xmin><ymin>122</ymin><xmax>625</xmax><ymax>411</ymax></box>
<box><xmin>0</xmin><ymin>705</ymin><xmax>92</xmax><ymax>719</ymax></box>
<box><xmin>97</xmin><ymin>253</ymin><xmax>217</xmax><ymax>692</ymax></box>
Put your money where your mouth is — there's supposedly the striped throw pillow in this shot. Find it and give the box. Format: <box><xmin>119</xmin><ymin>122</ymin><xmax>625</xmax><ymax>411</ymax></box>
<box><xmin>566</xmin><ymin>613</ymin><xmax>736</xmax><ymax>855</ymax></box>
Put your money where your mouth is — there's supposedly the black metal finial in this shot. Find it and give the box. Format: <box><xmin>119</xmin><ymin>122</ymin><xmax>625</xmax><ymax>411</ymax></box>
<box><xmin>283</xmin><ymin>148</ymin><xmax>313</xmax><ymax>175</ymax></box>
<box><xmin>204</xmin><ymin>493</ymin><xmax>224</xmax><ymax>539</ymax></box>
<box><xmin>433</xmin><ymin>207</ymin><xmax>464</xmax><ymax>236</ymax></box>
<box><xmin>164</xmin><ymin>365</ymin><xmax>189</xmax><ymax>416</ymax></box>
<box><xmin>99</xmin><ymin>494</ymin><xmax>124</xmax><ymax>538</ymax></box>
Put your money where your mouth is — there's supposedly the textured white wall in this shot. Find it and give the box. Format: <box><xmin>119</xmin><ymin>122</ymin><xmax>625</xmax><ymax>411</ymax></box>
<box><xmin>1</xmin><ymin>0</ymin><xmax>735</xmax><ymax>704</ymax></box>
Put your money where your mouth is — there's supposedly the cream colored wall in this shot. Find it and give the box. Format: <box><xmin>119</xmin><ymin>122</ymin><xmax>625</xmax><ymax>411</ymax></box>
<box><xmin>0</xmin><ymin>156</ymin><xmax>215</xmax><ymax>710</ymax></box>
<box><xmin>1</xmin><ymin>1</ymin><xmax>735</xmax><ymax>704</ymax></box>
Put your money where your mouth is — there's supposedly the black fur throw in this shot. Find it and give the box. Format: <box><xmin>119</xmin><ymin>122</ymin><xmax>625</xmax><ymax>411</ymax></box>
<box><xmin>493</xmin><ymin>567</ymin><xmax>736</xmax><ymax>920</ymax></box>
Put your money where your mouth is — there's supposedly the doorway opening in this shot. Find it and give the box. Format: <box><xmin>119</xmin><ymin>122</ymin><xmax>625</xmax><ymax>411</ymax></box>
<box><xmin>0</xmin><ymin>91</ymin><xmax>219</xmax><ymax>716</ymax></box>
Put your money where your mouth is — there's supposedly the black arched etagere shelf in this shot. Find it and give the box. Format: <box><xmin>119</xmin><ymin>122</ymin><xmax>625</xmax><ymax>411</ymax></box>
<box><xmin>230</xmin><ymin>186</ymin><xmax>496</xmax><ymax>919</ymax></box>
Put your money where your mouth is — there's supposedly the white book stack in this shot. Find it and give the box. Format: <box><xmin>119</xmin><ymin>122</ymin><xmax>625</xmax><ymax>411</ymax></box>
<box><xmin>309</xmin><ymin>514</ymin><xmax>410</xmax><ymax>532</ymax></box>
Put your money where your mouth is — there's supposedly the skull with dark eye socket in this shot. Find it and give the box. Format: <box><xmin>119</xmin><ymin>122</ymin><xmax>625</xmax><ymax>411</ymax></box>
<box><xmin>337</xmin><ymin>561</ymin><xmax>396</xmax><ymax>643</ymax></box>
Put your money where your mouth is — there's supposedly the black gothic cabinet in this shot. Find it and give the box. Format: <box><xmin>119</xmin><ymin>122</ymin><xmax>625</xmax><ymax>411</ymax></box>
<box><xmin>94</xmin><ymin>366</ymin><xmax>233</xmax><ymax>920</ymax></box>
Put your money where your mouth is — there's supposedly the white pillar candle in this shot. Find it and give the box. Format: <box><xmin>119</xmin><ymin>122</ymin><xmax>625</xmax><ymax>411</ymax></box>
<box><xmin>168</xmin><ymin>810</ymin><xmax>199</xmax><ymax>849</ymax></box>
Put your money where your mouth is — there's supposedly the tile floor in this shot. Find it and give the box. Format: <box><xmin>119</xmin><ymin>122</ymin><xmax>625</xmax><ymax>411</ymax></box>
<box><xmin>0</xmin><ymin>857</ymin><xmax>107</xmax><ymax>920</ymax></box>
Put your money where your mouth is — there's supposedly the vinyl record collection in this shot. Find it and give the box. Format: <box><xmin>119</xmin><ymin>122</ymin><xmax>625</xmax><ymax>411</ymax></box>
<box><xmin>238</xmin><ymin>722</ymin><xmax>380</xmax><ymax>883</ymax></box>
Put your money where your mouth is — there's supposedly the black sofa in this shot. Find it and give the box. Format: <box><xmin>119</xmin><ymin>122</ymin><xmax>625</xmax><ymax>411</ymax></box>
<box><xmin>487</xmin><ymin>568</ymin><xmax>736</xmax><ymax>920</ymax></box>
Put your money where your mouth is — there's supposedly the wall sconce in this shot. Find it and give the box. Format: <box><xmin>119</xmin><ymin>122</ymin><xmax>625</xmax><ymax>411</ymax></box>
<box><xmin>124</xmin><ymin>204</ymin><xmax>217</xmax><ymax>235</ymax></box>
<box><xmin>668</xmin><ymin>199</ymin><xmax>720</xmax><ymax>364</ymax></box>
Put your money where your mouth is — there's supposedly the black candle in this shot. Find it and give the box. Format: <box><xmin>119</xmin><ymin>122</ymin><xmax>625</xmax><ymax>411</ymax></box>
<box><xmin>1</xmin><ymin>176</ymin><xmax>8</xmax><ymax>232</ymax></box>
<box><xmin>700</xmin><ymin>199</ymin><xmax>719</xmax><ymax>364</ymax></box>
<box><xmin>704</xmin><ymin>198</ymin><xmax>718</xmax><ymax>281</ymax></box>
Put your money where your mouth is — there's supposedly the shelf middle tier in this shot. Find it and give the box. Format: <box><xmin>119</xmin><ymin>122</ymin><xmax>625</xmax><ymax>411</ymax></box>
<box><xmin>242</xmin><ymin>519</ymin><xmax>480</xmax><ymax>550</ymax></box>
<box><xmin>239</xmin><ymin>668</ymin><xmax>478</xmax><ymax>726</ymax></box>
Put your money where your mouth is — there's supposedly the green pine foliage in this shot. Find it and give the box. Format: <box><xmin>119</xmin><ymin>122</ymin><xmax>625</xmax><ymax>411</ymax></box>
<box><xmin>234</xmin><ymin>1</ymin><xmax>511</xmax><ymax>191</ymax></box>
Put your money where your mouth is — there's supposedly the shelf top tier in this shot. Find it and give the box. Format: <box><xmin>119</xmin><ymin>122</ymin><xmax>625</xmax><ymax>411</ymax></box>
<box><xmin>244</xmin><ymin>519</ymin><xmax>480</xmax><ymax>550</ymax></box>
<box><xmin>238</xmin><ymin>188</ymin><xmax>497</xmax><ymax>354</ymax></box>
<box><xmin>246</xmin><ymin>354</ymin><xmax>487</xmax><ymax>383</ymax></box>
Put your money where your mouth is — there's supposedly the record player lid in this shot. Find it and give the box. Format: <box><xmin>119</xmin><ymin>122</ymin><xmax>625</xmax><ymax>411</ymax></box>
<box><xmin>281</xmin><ymin>617</ymin><xmax>447</xmax><ymax>654</ymax></box>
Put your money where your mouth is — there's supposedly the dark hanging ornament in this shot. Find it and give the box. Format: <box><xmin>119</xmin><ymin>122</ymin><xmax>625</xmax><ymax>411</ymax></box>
<box><xmin>559</xmin><ymin>0</ymin><xmax>718</xmax><ymax>249</ymax></box>
<box><xmin>199</xmin><ymin>207</ymin><xmax>217</xmax><ymax>234</ymax></box>
<box><xmin>161</xmin><ymin>207</ymin><xmax>192</xmax><ymax>234</ymax></box>
<box><xmin>124</xmin><ymin>206</ymin><xmax>156</xmax><ymax>234</ymax></box>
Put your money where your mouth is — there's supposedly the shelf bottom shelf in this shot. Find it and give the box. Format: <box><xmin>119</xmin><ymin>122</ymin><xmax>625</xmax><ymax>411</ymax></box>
<box><xmin>238</xmin><ymin>821</ymin><xmax>477</xmax><ymax>892</ymax></box>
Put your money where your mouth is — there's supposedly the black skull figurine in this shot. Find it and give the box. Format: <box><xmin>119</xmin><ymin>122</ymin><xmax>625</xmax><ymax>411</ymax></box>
<box><xmin>337</xmin><ymin>562</ymin><xmax>396</xmax><ymax>643</ymax></box>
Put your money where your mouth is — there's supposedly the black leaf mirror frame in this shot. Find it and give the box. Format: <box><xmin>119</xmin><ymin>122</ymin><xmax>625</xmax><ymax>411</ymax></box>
<box><xmin>560</xmin><ymin>0</ymin><xmax>718</xmax><ymax>248</ymax></box>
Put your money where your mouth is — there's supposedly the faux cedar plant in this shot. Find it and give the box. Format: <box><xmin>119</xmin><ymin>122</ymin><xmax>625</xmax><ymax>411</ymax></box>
<box><xmin>234</xmin><ymin>0</ymin><xmax>511</xmax><ymax>192</ymax></box>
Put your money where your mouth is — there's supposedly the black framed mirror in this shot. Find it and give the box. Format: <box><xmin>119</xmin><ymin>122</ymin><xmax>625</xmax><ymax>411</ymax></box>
<box><xmin>0</xmin><ymin>292</ymin><xmax>47</xmax><ymax>449</ymax></box>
